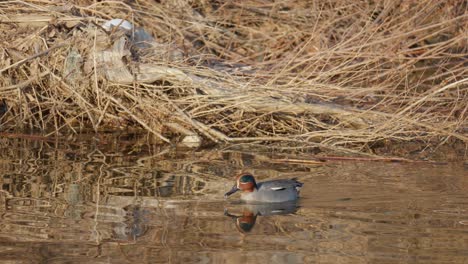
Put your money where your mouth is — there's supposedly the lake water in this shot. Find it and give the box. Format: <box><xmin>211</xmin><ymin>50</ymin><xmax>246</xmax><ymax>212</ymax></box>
<box><xmin>0</xmin><ymin>134</ymin><xmax>467</xmax><ymax>263</ymax></box>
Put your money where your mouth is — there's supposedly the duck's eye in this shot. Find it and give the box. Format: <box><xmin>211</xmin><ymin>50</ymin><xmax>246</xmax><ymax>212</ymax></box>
<box><xmin>239</xmin><ymin>175</ymin><xmax>254</xmax><ymax>183</ymax></box>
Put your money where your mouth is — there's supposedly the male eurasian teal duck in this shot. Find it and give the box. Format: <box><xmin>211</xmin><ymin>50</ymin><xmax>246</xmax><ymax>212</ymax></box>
<box><xmin>224</xmin><ymin>173</ymin><xmax>303</xmax><ymax>203</ymax></box>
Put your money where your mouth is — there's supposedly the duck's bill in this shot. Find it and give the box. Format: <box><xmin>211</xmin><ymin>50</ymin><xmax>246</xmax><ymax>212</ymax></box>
<box><xmin>224</xmin><ymin>185</ymin><xmax>239</xmax><ymax>198</ymax></box>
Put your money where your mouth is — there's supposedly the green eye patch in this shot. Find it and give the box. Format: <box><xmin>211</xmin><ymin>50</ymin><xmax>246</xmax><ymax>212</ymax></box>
<box><xmin>239</xmin><ymin>175</ymin><xmax>255</xmax><ymax>183</ymax></box>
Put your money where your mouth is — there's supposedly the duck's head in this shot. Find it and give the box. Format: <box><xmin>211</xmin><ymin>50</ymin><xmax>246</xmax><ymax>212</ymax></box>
<box><xmin>235</xmin><ymin>211</ymin><xmax>257</xmax><ymax>233</ymax></box>
<box><xmin>224</xmin><ymin>208</ymin><xmax>257</xmax><ymax>233</ymax></box>
<box><xmin>224</xmin><ymin>173</ymin><xmax>257</xmax><ymax>198</ymax></box>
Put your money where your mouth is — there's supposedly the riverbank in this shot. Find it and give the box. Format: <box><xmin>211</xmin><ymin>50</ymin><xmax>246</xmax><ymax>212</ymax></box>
<box><xmin>0</xmin><ymin>0</ymin><xmax>466</xmax><ymax>159</ymax></box>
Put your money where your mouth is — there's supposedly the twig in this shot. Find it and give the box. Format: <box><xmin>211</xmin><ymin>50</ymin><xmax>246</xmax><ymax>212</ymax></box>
<box><xmin>0</xmin><ymin>43</ymin><xmax>67</xmax><ymax>74</ymax></box>
<box><xmin>105</xmin><ymin>93</ymin><xmax>172</xmax><ymax>144</ymax></box>
<box><xmin>0</xmin><ymin>71</ymin><xmax>50</xmax><ymax>91</ymax></box>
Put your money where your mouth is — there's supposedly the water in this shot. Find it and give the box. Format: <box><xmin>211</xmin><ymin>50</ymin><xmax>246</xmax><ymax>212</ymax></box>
<box><xmin>0</xmin><ymin>135</ymin><xmax>467</xmax><ymax>263</ymax></box>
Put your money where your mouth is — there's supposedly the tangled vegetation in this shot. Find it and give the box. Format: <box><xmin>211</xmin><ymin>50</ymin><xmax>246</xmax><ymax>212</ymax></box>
<box><xmin>0</xmin><ymin>0</ymin><xmax>466</xmax><ymax>158</ymax></box>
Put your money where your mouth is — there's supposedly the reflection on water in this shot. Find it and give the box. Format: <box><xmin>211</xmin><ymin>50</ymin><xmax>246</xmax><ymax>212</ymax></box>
<box><xmin>225</xmin><ymin>202</ymin><xmax>300</xmax><ymax>233</ymax></box>
<box><xmin>0</xmin><ymin>134</ymin><xmax>467</xmax><ymax>263</ymax></box>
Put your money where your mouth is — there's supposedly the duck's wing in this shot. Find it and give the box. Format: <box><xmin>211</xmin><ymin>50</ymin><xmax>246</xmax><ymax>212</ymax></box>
<box><xmin>258</xmin><ymin>179</ymin><xmax>303</xmax><ymax>191</ymax></box>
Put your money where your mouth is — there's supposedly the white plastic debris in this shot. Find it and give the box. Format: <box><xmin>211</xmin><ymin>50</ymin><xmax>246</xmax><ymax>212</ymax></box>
<box><xmin>181</xmin><ymin>135</ymin><xmax>202</xmax><ymax>148</ymax></box>
<box><xmin>102</xmin><ymin>19</ymin><xmax>133</xmax><ymax>31</ymax></box>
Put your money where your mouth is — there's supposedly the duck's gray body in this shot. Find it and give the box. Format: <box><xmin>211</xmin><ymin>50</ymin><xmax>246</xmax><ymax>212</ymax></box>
<box><xmin>241</xmin><ymin>179</ymin><xmax>303</xmax><ymax>203</ymax></box>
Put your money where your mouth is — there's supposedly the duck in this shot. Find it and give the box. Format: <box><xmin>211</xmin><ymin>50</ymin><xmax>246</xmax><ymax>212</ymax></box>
<box><xmin>224</xmin><ymin>173</ymin><xmax>303</xmax><ymax>203</ymax></box>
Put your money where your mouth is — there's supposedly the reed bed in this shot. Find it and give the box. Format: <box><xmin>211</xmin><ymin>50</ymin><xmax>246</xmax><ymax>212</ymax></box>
<box><xmin>0</xmin><ymin>0</ymin><xmax>466</xmax><ymax>157</ymax></box>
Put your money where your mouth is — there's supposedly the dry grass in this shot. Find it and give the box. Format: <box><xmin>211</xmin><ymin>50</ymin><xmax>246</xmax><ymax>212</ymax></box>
<box><xmin>0</xmin><ymin>0</ymin><xmax>466</xmax><ymax>158</ymax></box>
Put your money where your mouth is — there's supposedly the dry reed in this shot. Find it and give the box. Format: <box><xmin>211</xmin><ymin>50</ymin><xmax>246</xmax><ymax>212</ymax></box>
<box><xmin>0</xmin><ymin>0</ymin><xmax>466</xmax><ymax>158</ymax></box>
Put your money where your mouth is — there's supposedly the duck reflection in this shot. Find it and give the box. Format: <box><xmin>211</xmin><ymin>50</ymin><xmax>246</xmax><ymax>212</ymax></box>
<box><xmin>224</xmin><ymin>201</ymin><xmax>300</xmax><ymax>233</ymax></box>
<box><xmin>113</xmin><ymin>205</ymin><xmax>150</xmax><ymax>241</ymax></box>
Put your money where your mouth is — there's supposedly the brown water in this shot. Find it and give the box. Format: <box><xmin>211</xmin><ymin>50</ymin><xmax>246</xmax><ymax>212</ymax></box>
<box><xmin>0</xmin><ymin>135</ymin><xmax>467</xmax><ymax>263</ymax></box>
